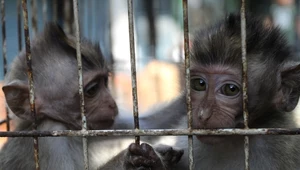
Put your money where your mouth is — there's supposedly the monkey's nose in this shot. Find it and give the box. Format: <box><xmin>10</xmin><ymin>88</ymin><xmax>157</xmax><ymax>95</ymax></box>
<box><xmin>198</xmin><ymin>109</ymin><xmax>212</xmax><ymax>121</ymax></box>
<box><xmin>109</xmin><ymin>102</ymin><xmax>117</xmax><ymax>109</ymax></box>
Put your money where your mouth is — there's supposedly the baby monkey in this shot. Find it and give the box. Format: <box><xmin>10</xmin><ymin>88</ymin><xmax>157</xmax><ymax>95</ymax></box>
<box><xmin>0</xmin><ymin>23</ymin><xmax>183</xmax><ymax>170</ymax></box>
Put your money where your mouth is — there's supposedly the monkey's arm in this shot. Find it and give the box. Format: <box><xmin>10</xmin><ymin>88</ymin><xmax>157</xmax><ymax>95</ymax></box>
<box><xmin>113</xmin><ymin>94</ymin><xmax>186</xmax><ymax>130</ymax></box>
<box><xmin>98</xmin><ymin>143</ymin><xmax>183</xmax><ymax>170</ymax></box>
<box><xmin>139</xmin><ymin>94</ymin><xmax>186</xmax><ymax>129</ymax></box>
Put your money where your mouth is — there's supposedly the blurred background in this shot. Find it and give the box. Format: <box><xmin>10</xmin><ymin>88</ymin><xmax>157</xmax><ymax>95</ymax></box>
<box><xmin>0</xmin><ymin>0</ymin><xmax>300</xmax><ymax>147</ymax></box>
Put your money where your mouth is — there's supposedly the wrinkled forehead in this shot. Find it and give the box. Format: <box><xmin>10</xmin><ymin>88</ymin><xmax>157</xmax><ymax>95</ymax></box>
<box><xmin>190</xmin><ymin>63</ymin><xmax>241</xmax><ymax>80</ymax></box>
<box><xmin>191</xmin><ymin>35</ymin><xmax>244</xmax><ymax>66</ymax></box>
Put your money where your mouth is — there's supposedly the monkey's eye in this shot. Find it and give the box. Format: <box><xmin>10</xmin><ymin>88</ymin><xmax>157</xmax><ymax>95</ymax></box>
<box><xmin>221</xmin><ymin>84</ymin><xmax>240</xmax><ymax>96</ymax></box>
<box><xmin>191</xmin><ymin>78</ymin><xmax>206</xmax><ymax>91</ymax></box>
<box><xmin>84</xmin><ymin>81</ymin><xmax>100</xmax><ymax>98</ymax></box>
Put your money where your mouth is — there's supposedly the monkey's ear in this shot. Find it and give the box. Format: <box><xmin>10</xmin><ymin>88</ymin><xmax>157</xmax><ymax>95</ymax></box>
<box><xmin>278</xmin><ymin>64</ymin><xmax>300</xmax><ymax>112</ymax></box>
<box><xmin>2</xmin><ymin>80</ymin><xmax>35</xmax><ymax>121</ymax></box>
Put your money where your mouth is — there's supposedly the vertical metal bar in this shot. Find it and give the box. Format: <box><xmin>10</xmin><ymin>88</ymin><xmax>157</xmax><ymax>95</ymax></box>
<box><xmin>296</xmin><ymin>0</ymin><xmax>300</xmax><ymax>51</ymax></box>
<box><xmin>1</xmin><ymin>0</ymin><xmax>9</xmax><ymax>131</ymax></box>
<box><xmin>127</xmin><ymin>0</ymin><xmax>140</xmax><ymax>145</ymax></box>
<box><xmin>240</xmin><ymin>0</ymin><xmax>250</xmax><ymax>170</ymax></box>
<box><xmin>73</xmin><ymin>0</ymin><xmax>89</xmax><ymax>169</ymax></box>
<box><xmin>145</xmin><ymin>0</ymin><xmax>156</xmax><ymax>59</ymax></box>
<box><xmin>144</xmin><ymin>0</ymin><xmax>161</xmax><ymax>102</ymax></box>
<box><xmin>30</xmin><ymin>0</ymin><xmax>37</xmax><ymax>36</ymax></box>
<box><xmin>79</xmin><ymin>0</ymin><xmax>84</xmax><ymax>34</ymax></box>
<box><xmin>53</xmin><ymin>0</ymin><xmax>57</xmax><ymax>22</ymax></box>
<box><xmin>182</xmin><ymin>0</ymin><xmax>193</xmax><ymax>169</ymax></box>
<box><xmin>108</xmin><ymin>0</ymin><xmax>116</xmax><ymax>96</ymax></box>
<box><xmin>94</xmin><ymin>0</ymin><xmax>99</xmax><ymax>40</ymax></box>
<box><xmin>17</xmin><ymin>0</ymin><xmax>22</xmax><ymax>52</ymax></box>
<box><xmin>88</xmin><ymin>0</ymin><xmax>92</xmax><ymax>38</ymax></box>
<box><xmin>42</xmin><ymin>0</ymin><xmax>47</xmax><ymax>24</ymax></box>
<box><xmin>21</xmin><ymin>0</ymin><xmax>39</xmax><ymax>169</ymax></box>
<box><xmin>64</xmin><ymin>0</ymin><xmax>71</xmax><ymax>34</ymax></box>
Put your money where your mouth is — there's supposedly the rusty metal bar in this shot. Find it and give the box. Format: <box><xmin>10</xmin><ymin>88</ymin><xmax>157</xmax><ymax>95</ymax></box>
<box><xmin>21</xmin><ymin>0</ymin><xmax>39</xmax><ymax>169</ymax></box>
<box><xmin>73</xmin><ymin>0</ymin><xmax>87</xmax><ymax>132</ymax></box>
<box><xmin>42</xmin><ymin>0</ymin><xmax>47</xmax><ymax>23</ymax></box>
<box><xmin>30</xmin><ymin>0</ymin><xmax>37</xmax><ymax>36</ymax></box>
<box><xmin>1</xmin><ymin>0</ymin><xmax>9</xmax><ymax>131</ymax></box>
<box><xmin>1</xmin><ymin>0</ymin><xmax>6</xmax><ymax>76</ymax></box>
<box><xmin>64</xmin><ymin>0</ymin><xmax>72</xmax><ymax>34</ymax></box>
<box><xmin>73</xmin><ymin>0</ymin><xmax>89</xmax><ymax>169</ymax></box>
<box><xmin>79</xmin><ymin>0</ymin><xmax>84</xmax><ymax>34</ymax></box>
<box><xmin>182</xmin><ymin>0</ymin><xmax>193</xmax><ymax>170</ymax></box>
<box><xmin>2</xmin><ymin>128</ymin><xmax>300</xmax><ymax>137</ymax></box>
<box><xmin>88</xmin><ymin>0</ymin><xmax>92</xmax><ymax>38</ymax></box>
<box><xmin>127</xmin><ymin>0</ymin><xmax>140</xmax><ymax>145</ymax></box>
<box><xmin>53</xmin><ymin>0</ymin><xmax>57</xmax><ymax>22</ymax></box>
<box><xmin>240</xmin><ymin>0</ymin><xmax>249</xmax><ymax>169</ymax></box>
<box><xmin>17</xmin><ymin>0</ymin><xmax>22</xmax><ymax>52</ymax></box>
<box><xmin>108</xmin><ymin>0</ymin><xmax>116</xmax><ymax>95</ymax></box>
<box><xmin>240</xmin><ymin>0</ymin><xmax>249</xmax><ymax>131</ymax></box>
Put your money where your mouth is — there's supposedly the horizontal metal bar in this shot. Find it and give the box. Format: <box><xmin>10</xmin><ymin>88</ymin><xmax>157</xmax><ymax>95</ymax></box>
<box><xmin>1</xmin><ymin>128</ymin><xmax>300</xmax><ymax>137</ymax></box>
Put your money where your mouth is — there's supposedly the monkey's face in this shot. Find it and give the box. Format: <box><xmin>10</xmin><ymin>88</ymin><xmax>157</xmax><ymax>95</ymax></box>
<box><xmin>83</xmin><ymin>70</ymin><xmax>118</xmax><ymax>130</ymax></box>
<box><xmin>190</xmin><ymin>65</ymin><xmax>243</xmax><ymax>144</ymax></box>
<box><xmin>32</xmin><ymin>67</ymin><xmax>118</xmax><ymax>130</ymax></box>
<box><xmin>65</xmin><ymin>69</ymin><xmax>118</xmax><ymax>130</ymax></box>
<box><xmin>3</xmin><ymin>23</ymin><xmax>119</xmax><ymax>131</ymax></box>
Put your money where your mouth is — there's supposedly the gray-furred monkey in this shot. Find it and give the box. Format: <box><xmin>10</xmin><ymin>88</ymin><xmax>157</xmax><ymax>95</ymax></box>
<box><xmin>0</xmin><ymin>23</ymin><xmax>183</xmax><ymax>170</ymax></box>
<box><xmin>140</xmin><ymin>14</ymin><xmax>300</xmax><ymax>169</ymax></box>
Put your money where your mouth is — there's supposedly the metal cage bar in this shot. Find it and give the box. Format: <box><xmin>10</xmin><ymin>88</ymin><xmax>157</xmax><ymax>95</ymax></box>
<box><xmin>79</xmin><ymin>0</ymin><xmax>84</xmax><ymax>34</ymax></box>
<box><xmin>2</xmin><ymin>128</ymin><xmax>300</xmax><ymax>137</ymax></box>
<box><xmin>52</xmin><ymin>0</ymin><xmax>57</xmax><ymax>22</ymax></box>
<box><xmin>1</xmin><ymin>0</ymin><xmax>9</xmax><ymax>131</ymax></box>
<box><xmin>108</xmin><ymin>0</ymin><xmax>116</xmax><ymax>95</ymax></box>
<box><xmin>72</xmin><ymin>0</ymin><xmax>89</xmax><ymax>169</ymax></box>
<box><xmin>17</xmin><ymin>0</ymin><xmax>22</xmax><ymax>52</ymax></box>
<box><xmin>21</xmin><ymin>0</ymin><xmax>40</xmax><ymax>169</ymax></box>
<box><xmin>182</xmin><ymin>0</ymin><xmax>194</xmax><ymax>169</ymax></box>
<box><xmin>240</xmin><ymin>0</ymin><xmax>250</xmax><ymax>169</ymax></box>
<box><xmin>127</xmin><ymin>0</ymin><xmax>140</xmax><ymax>145</ymax></box>
<box><xmin>88</xmin><ymin>0</ymin><xmax>92</xmax><ymax>38</ymax></box>
<box><xmin>42</xmin><ymin>0</ymin><xmax>47</xmax><ymax>23</ymax></box>
<box><xmin>64</xmin><ymin>0</ymin><xmax>72</xmax><ymax>34</ymax></box>
<box><xmin>30</xmin><ymin>0</ymin><xmax>37</xmax><ymax>36</ymax></box>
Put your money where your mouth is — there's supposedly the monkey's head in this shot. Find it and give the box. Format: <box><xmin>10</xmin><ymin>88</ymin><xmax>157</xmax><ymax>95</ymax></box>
<box><xmin>3</xmin><ymin>23</ymin><xmax>118</xmax><ymax>130</ymax></box>
<box><xmin>190</xmin><ymin>14</ymin><xmax>300</xmax><ymax>144</ymax></box>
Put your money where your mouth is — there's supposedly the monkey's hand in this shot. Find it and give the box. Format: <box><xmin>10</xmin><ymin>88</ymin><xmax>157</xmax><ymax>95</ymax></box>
<box><xmin>154</xmin><ymin>144</ymin><xmax>184</xmax><ymax>169</ymax></box>
<box><xmin>125</xmin><ymin>143</ymin><xmax>183</xmax><ymax>170</ymax></box>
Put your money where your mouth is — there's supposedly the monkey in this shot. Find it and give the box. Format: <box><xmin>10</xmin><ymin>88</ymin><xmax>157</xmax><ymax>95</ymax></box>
<box><xmin>137</xmin><ymin>13</ymin><xmax>300</xmax><ymax>170</ymax></box>
<box><xmin>0</xmin><ymin>23</ymin><xmax>183</xmax><ymax>170</ymax></box>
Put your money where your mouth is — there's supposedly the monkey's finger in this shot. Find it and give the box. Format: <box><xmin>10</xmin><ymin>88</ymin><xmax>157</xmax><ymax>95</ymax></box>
<box><xmin>131</xmin><ymin>156</ymin><xmax>155</xmax><ymax>167</ymax></box>
<box><xmin>140</xmin><ymin>143</ymin><xmax>159</xmax><ymax>159</ymax></box>
<box><xmin>170</xmin><ymin>149</ymin><xmax>184</xmax><ymax>164</ymax></box>
<box><xmin>129</xmin><ymin>143</ymin><xmax>157</xmax><ymax>157</ymax></box>
<box><xmin>129</xmin><ymin>143</ymin><xmax>144</xmax><ymax>155</ymax></box>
